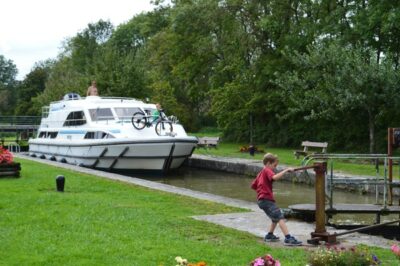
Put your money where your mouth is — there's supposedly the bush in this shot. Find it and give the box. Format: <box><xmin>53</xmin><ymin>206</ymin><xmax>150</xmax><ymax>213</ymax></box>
<box><xmin>307</xmin><ymin>245</ymin><xmax>380</xmax><ymax>266</ymax></box>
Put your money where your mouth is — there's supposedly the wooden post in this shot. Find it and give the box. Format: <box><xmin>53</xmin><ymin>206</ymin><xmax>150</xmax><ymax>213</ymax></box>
<box><xmin>308</xmin><ymin>161</ymin><xmax>336</xmax><ymax>244</ymax></box>
<box><xmin>388</xmin><ymin>128</ymin><xmax>393</xmax><ymax>205</ymax></box>
<box><xmin>314</xmin><ymin>161</ymin><xmax>327</xmax><ymax>233</ymax></box>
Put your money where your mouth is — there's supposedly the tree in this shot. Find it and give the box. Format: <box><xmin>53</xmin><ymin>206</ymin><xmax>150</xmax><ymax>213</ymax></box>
<box><xmin>277</xmin><ymin>42</ymin><xmax>400</xmax><ymax>153</ymax></box>
<box><xmin>0</xmin><ymin>55</ymin><xmax>18</xmax><ymax>115</ymax></box>
<box><xmin>14</xmin><ymin>60</ymin><xmax>53</xmax><ymax>115</ymax></box>
<box><xmin>145</xmin><ymin>1</ymin><xmax>220</xmax><ymax>130</ymax></box>
<box><xmin>31</xmin><ymin>57</ymin><xmax>87</xmax><ymax>114</ymax></box>
<box><xmin>92</xmin><ymin>10</ymin><xmax>169</xmax><ymax>99</ymax></box>
<box><xmin>32</xmin><ymin>20</ymin><xmax>115</xmax><ymax>111</ymax></box>
<box><xmin>62</xmin><ymin>20</ymin><xmax>114</xmax><ymax>75</ymax></box>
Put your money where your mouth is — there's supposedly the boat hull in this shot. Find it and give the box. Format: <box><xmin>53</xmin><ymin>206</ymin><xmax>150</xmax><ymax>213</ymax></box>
<box><xmin>28</xmin><ymin>138</ymin><xmax>197</xmax><ymax>172</ymax></box>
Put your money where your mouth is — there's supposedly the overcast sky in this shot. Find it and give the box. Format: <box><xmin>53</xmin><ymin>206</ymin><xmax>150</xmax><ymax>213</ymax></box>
<box><xmin>0</xmin><ymin>0</ymin><xmax>154</xmax><ymax>80</ymax></box>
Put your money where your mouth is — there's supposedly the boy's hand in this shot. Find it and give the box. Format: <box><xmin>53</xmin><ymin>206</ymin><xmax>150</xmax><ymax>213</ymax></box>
<box><xmin>286</xmin><ymin>167</ymin><xmax>294</xmax><ymax>172</ymax></box>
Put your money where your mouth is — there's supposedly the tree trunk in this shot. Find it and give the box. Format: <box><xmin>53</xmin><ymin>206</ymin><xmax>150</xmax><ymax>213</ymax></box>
<box><xmin>368</xmin><ymin>111</ymin><xmax>375</xmax><ymax>154</ymax></box>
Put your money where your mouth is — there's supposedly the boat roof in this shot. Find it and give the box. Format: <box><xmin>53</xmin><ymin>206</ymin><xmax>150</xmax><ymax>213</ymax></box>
<box><xmin>49</xmin><ymin>94</ymin><xmax>149</xmax><ymax>108</ymax></box>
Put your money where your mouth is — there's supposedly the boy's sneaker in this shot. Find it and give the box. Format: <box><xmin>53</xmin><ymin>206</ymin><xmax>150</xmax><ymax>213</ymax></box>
<box><xmin>284</xmin><ymin>236</ymin><xmax>302</xmax><ymax>246</ymax></box>
<box><xmin>264</xmin><ymin>234</ymin><xmax>280</xmax><ymax>242</ymax></box>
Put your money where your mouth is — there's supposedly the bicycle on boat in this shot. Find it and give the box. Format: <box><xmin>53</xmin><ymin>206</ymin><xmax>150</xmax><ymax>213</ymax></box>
<box><xmin>131</xmin><ymin>109</ymin><xmax>174</xmax><ymax>136</ymax></box>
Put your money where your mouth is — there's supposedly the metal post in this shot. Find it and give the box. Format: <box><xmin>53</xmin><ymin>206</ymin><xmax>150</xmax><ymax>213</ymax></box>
<box><xmin>384</xmin><ymin>158</ymin><xmax>387</xmax><ymax>209</ymax></box>
<box><xmin>56</xmin><ymin>175</ymin><xmax>65</xmax><ymax>192</ymax></box>
<box><xmin>334</xmin><ymin>219</ymin><xmax>400</xmax><ymax>237</ymax></box>
<box><xmin>375</xmin><ymin>158</ymin><xmax>379</xmax><ymax>204</ymax></box>
<box><xmin>388</xmin><ymin>128</ymin><xmax>393</xmax><ymax>205</ymax></box>
<box><xmin>329</xmin><ymin>160</ymin><xmax>333</xmax><ymax>210</ymax></box>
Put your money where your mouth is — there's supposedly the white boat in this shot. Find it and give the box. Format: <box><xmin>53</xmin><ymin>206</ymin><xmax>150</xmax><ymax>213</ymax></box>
<box><xmin>29</xmin><ymin>93</ymin><xmax>198</xmax><ymax>172</ymax></box>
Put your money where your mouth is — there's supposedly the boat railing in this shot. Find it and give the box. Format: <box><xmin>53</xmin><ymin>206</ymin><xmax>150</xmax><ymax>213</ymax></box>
<box><xmin>40</xmin><ymin>116</ymin><xmax>117</xmax><ymax>126</ymax></box>
<box><xmin>168</xmin><ymin>115</ymin><xmax>179</xmax><ymax>124</ymax></box>
<box><xmin>43</xmin><ymin>116</ymin><xmax>179</xmax><ymax>127</ymax></box>
<box><xmin>87</xmin><ymin>96</ymin><xmax>138</xmax><ymax>101</ymax></box>
<box><xmin>49</xmin><ymin>96</ymin><xmax>141</xmax><ymax>105</ymax></box>
<box><xmin>116</xmin><ymin>116</ymin><xmax>134</xmax><ymax>125</ymax></box>
<box><xmin>91</xmin><ymin>116</ymin><xmax>115</xmax><ymax>125</ymax></box>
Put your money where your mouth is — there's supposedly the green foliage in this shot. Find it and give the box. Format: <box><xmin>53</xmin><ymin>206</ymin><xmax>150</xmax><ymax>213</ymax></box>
<box><xmin>31</xmin><ymin>57</ymin><xmax>87</xmax><ymax>112</ymax></box>
<box><xmin>10</xmin><ymin>0</ymin><xmax>400</xmax><ymax>152</ymax></box>
<box><xmin>0</xmin><ymin>54</ymin><xmax>18</xmax><ymax>115</ymax></box>
<box><xmin>277</xmin><ymin>42</ymin><xmax>400</xmax><ymax>152</ymax></box>
<box><xmin>65</xmin><ymin>19</ymin><xmax>114</xmax><ymax>74</ymax></box>
<box><xmin>14</xmin><ymin>60</ymin><xmax>53</xmax><ymax>116</ymax></box>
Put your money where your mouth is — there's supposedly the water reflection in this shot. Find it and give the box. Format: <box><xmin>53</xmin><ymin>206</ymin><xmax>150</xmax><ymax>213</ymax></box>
<box><xmin>137</xmin><ymin>167</ymin><xmax>398</xmax><ymax>225</ymax></box>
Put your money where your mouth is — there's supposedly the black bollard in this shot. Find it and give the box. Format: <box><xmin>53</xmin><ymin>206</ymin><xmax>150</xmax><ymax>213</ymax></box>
<box><xmin>56</xmin><ymin>175</ymin><xmax>65</xmax><ymax>192</ymax></box>
<box><xmin>249</xmin><ymin>145</ymin><xmax>255</xmax><ymax>156</ymax></box>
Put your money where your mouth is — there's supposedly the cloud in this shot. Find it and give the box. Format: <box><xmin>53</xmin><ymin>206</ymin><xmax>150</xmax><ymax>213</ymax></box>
<box><xmin>0</xmin><ymin>0</ymin><xmax>154</xmax><ymax>79</ymax></box>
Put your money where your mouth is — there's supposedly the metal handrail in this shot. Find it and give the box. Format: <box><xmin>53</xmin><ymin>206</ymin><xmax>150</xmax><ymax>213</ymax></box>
<box><xmin>49</xmin><ymin>96</ymin><xmax>141</xmax><ymax>105</ymax></box>
<box><xmin>308</xmin><ymin>153</ymin><xmax>389</xmax><ymax>158</ymax></box>
<box><xmin>0</xmin><ymin>116</ymin><xmax>41</xmax><ymax>125</ymax></box>
<box><xmin>40</xmin><ymin>116</ymin><xmax>115</xmax><ymax>125</ymax></box>
<box><xmin>7</xmin><ymin>142</ymin><xmax>20</xmax><ymax>153</ymax></box>
<box><xmin>301</xmin><ymin>154</ymin><xmax>400</xmax><ymax>210</ymax></box>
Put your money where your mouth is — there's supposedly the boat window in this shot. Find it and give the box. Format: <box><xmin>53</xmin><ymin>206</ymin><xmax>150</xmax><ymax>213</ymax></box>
<box><xmin>48</xmin><ymin>132</ymin><xmax>58</xmax><ymax>138</ymax></box>
<box><xmin>38</xmin><ymin>131</ymin><xmax>47</xmax><ymax>138</ymax></box>
<box><xmin>42</xmin><ymin>106</ymin><xmax>49</xmax><ymax>118</ymax></box>
<box><xmin>114</xmin><ymin>107</ymin><xmax>141</xmax><ymax>120</ymax></box>
<box><xmin>105</xmin><ymin>134</ymin><xmax>115</xmax><ymax>139</ymax></box>
<box><xmin>63</xmin><ymin>93</ymin><xmax>81</xmax><ymax>101</ymax></box>
<box><xmin>63</xmin><ymin>111</ymin><xmax>86</xmax><ymax>126</ymax></box>
<box><xmin>89</xmin><ymin>108</ymin><xmax>114</xmax><ymax>121</ymax></box>
<box><xmin>84</xmin><ymin>132</ymin><xmax>95</xmax><ymax>139</ymax></box>
<box><xmin>84</xmin><ymin>131</ymin><xmax>115</xmax><ymax>139</ymax></box>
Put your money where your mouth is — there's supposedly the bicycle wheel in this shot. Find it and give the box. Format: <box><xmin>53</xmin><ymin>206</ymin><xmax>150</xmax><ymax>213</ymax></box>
<box><xmin>131</xmin><ymin>112</ymin><xmax>147</xmax><ymax>130</ymax></box>
<box><xmin>155</xmin><ymin>121</ymin><xmax>173</xmax><ymax>136</ymax></box>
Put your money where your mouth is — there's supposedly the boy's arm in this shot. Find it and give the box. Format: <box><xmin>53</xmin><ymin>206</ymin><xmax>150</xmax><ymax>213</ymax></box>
<box><xmin>250</xmin><ymin>178</ymin><xmax>257</xmax><ymax>190</ymax></box>
<box><xmin>272</xmin><ymin>168</ymin><xmax>294</xmax><ymax>181</ymax></box>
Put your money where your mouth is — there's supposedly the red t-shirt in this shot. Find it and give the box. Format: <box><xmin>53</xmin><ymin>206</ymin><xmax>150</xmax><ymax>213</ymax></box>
<box><xmin>251</xmin><ymin>167</ymin><xmax>275</xmax><ymax>202</ymax></box>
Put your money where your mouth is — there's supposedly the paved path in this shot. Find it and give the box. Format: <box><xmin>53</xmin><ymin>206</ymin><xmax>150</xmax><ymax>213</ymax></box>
<box><xmin>15</xmin><ymin>154</ymin><xmax>395</xmax><ymax>248</ymax></box>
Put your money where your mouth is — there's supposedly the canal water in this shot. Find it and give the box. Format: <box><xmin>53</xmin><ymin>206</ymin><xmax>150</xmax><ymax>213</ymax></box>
<box><xmin>138</xmin><ymin>167</ymin><xmax>399</xmax><ymax>225</ymax></box>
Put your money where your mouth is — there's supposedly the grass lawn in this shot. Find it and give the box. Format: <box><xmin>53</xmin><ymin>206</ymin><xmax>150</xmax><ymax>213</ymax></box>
<box><xmin>193</xmin><ymin>142</ymin><xmax>400</xmax><ymax>179</ymax></box>
<box><xmin>1</xmin><ymin>158</ymin><xmax>312</xmax><ymax>265</ymax></box>
<box><xmin>0</xmin><ymin>159</ymin><xmax>398</xmax><ymax>265</ymax></box>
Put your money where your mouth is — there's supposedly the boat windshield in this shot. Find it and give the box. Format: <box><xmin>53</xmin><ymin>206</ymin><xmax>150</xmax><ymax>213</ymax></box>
<box><xmin>114</xmin><ymin>107</ymin><xmax>142</xmax><ymax>120</ymax></box>
<box><xmin>89</xmin><ymin>108</ymin><xmax>114</xmax><ymax>121</ymax></box>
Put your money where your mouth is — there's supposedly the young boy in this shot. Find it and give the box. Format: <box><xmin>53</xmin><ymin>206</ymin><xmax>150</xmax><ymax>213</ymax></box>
<box><xmin>251</xmin><ymin>153</ymin><xmax>302</xmax><ymax>246</ymax></box>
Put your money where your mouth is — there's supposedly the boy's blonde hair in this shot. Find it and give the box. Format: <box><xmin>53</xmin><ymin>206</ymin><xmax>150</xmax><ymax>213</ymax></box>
<box><xmin>263</xmin><ymin>153</ymin><xmax>278</xmax><ymax>165</ymax></box>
